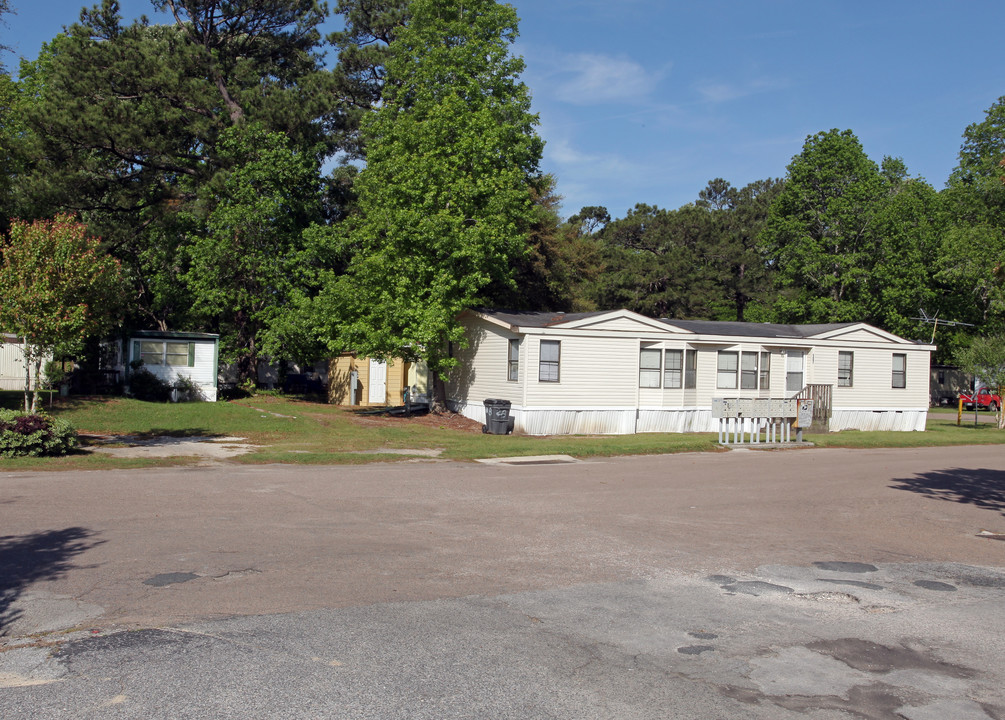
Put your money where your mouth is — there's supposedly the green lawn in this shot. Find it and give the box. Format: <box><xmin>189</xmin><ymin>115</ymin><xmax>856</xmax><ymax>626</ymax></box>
<box><xmin>3</xmin><ymin>390</ymin><xmax>1004</xmax><ymax>470</ymax></box>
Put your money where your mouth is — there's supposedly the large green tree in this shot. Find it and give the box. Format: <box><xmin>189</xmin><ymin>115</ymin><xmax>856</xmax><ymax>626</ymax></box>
<box><xmin>761</xmin><ymin>129</ymin><xmax>887</xmax><ymax>323</ymax></box>
<box><xmin>182</xmin><ymin>123</ymin><xmax>324</xmax><ymax>380</ymax></box>
<box><xmin>317</xmin><ymin>0</ymin><xmax>543</xmax><ymax>407</ymax></box>
<box><xmin>936</xmin><ymin>96</ymin><xmax>1005</xmax><ymax>346</ymax></box>
<box><xmin>697</xmin><ymin>177</ymin><xmax>781</xmax><ymax>321</ymax></box>
<box><xmin>948</xmin><ymin>95</ymin><xmax>1005</xmax><ymax>224</ymax></box>
<box><xmin>16</xmin><ymin>0</ymin><xmax>340</xmax><ymax>331</ymax></box>
<box><xmin>590</xmin><ymin>203</ymin><xmax>716</xmax><ymax>319</ymax></box>
<box><xmin>866</xmin><ymin>161</ymin><xmax>945</xmax><ymax>338</ymax></box>
<box><xmin>0</xmin><ymin>215</ymin><xmax>123</xmax><ymax>411</ymax></box>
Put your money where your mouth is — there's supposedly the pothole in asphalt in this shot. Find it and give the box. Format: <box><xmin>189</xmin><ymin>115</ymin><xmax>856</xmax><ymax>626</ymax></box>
<box><xmin>812</xmin><ymin>561</ymin><xmax>879</xmax><ymax>573</ymax></box>
<box><xmin>806</xmin><ymin>638</ymin><xmax>974</xmax><ymax>677</ymax></box>
<box><xmin>796</xmin><ymin>591</ymin><xmax>860</xmax><ymax>603</ymax></box>
<box><xmin>688</xmin><ymin>631</ymin><xmax>719</xmax><ymax>640</ymax></box>
<box><xmin>722</xmin><ymin>581</ymin><xmax>794</xmax><ymax>596</ymax></box>
<box><xmin>678</xmin><ymin>645</ymin><xmax>716</xmax><ymax>655</ymax></box>
<box><xmin>143</xmin><ymin>572</ymin><xmax>199</xmax><ymax>587</ymax></box>
<box><xmin>819</xmin><ymin>578</ymin><xmax>885</xmax><ymax>590</ymax></box>
<box><xmin>913</xmin><ymin>580</ymin><xmax>957</xmax><ymax>592</ymax></box>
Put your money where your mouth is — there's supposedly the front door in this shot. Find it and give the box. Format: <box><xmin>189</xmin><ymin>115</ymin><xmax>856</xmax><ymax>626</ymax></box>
<box><xmin>368</xmin><ymin>359</ymin><xmax>387</xmax><ymax>404</ymax></box>
<box><xmin>785</xmin><ymin>351</ymin><xmax>805</xmax><ymax>393</ymax></box>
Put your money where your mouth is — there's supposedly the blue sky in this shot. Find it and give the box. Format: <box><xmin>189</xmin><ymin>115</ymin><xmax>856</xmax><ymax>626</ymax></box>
<box><xmin>3</xmin><ymin>1</ymin><xmax>1004</xmax><ymax>219</ymax></box>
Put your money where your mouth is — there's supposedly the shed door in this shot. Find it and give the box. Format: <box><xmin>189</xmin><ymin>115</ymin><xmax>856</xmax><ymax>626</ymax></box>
<box><xmin>368</xmin><ymin>359</ymin><xmax>387</xmax><ymax>404</ymax></box>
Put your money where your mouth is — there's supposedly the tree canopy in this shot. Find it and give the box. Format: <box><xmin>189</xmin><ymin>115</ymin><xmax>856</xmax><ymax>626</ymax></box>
<box><xmin>316</xmin><ymin>0</ymin><xmax>543</xmax><ymax>405</ymax></box>
<box><xmin>0</xmin><ymin>215</ymin><xmax>123</xmax><ymax>411</ymax></box>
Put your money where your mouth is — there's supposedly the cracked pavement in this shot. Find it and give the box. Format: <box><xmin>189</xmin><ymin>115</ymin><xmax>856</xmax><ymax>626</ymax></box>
<box><xmin>2</xmin><ymin>445</ymin><xmax>1004</xmax><ymax>718</ymax></box>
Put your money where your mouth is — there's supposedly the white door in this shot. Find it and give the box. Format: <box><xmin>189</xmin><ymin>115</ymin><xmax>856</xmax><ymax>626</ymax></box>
<box><xmin>368</xmin><ymin>359</ymin><xmax>387</xmax><ymax>404</ymax></box>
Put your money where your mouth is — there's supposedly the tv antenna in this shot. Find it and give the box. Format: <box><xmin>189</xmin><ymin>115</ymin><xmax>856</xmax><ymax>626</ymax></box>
<box><xmin>911</xmin><ymin>309</ymin><xmax>974</xmax><ymax>344</ymax></box>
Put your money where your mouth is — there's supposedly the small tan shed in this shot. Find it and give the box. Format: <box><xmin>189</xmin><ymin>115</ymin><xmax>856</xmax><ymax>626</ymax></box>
<box><xmin>328</xmin><ymin>354</ymin><xmax>428</xmax><ymax>407</ymax></box>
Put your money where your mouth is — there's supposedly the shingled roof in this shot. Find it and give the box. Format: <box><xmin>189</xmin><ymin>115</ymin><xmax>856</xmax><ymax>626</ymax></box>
<box><xmin>475</xmin><ymin>310</ymin><xmax>856</xmax><ymax>338</ymax></box>
<box><xmin>659</xmin><ymin>319</ymin><xmax>856</xmax><ymax>338</ymax></box>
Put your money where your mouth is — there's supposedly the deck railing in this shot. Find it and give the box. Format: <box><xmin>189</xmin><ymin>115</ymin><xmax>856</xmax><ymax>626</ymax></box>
<box><xmin>794</xmin><ymin>384</ymin><xmax>832</xmax><ymax>429</ymax></box>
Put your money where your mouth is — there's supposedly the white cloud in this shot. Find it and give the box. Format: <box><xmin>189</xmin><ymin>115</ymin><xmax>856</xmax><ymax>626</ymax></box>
<box><xmin>531</xmin><ymin>51</ymin><xmax>666</xmax><ymax>106</ymax></box>
<box><xmin>694</xmin><ymin>77</ymin><xmax>787</xmax><ymax>104</ymax></box>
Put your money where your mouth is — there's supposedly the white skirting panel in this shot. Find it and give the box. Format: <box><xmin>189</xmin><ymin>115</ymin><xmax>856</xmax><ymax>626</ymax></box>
<box><xmin>635</xmin><ymin>409</ymin><xmax>713</xmax><ymax>433</ymax></box>
<box><xmin>830</xmin><ymin>409</ymin><xmax>927</xmax><ymax>432</ymax></box>
<box><xmin>0</xmin><ymin>378</ymin><xmax>42</xmax><ymax>391</ymax></box>
<box><xmin>453</xmin><ymin>401</ymin><xmax>928</xmax><ymax>435</ymax></box>
<box><xmin>452</xmin><ymin>402</ymin><xmax>715</xmax><ymax>435</ymax></box>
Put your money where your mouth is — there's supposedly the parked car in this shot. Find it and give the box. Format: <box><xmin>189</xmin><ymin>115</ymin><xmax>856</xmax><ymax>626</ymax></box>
<box><xmin>959</xmin><ymin>389</ymin><xmax>1001</xmax><ymax>410</ymax></box>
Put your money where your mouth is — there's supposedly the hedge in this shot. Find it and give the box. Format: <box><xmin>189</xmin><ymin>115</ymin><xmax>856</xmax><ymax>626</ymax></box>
<box><xmin>0</xmin><ymin>410</ymin><xmax>79</xmax><ymax>458</ymax></box>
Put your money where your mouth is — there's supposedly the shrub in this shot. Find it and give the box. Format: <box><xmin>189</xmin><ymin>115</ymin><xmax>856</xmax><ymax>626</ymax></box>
<box><xmin>128</xmin><ymin>368</ymin><xmax>172</xmax><ymax>402</ymax></box>
<box><xmin>173</xmin><ymin>375</ymin><xmax>205</xmax><ymax>402</ymax></box>
<box><xmin>0</xmin><ymin>409</ymin><xmax>79</xmax><ymax>458</ymax></box>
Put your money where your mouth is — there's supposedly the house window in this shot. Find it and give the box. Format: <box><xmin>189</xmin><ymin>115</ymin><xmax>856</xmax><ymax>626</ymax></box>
<box><xmin>717</xmin><ymin>351</ymin><xmax>738</xmax><ymax>389</ymax></box>
<box><xmin>139</xmin><ymin>340</ymin><xmax>194</xmax><ymax>367</ymax></box>
<box><xmin>838</xmin><ymin>351</ymin><xmax>854</xmax><ymax>387</ymax></box>
<box><xmin>759</xmin><ymin>351</ymin><xmax>770</xmax><ymax>389</ymax></box>
<box><xmin>740</xmin><ymin>352</ymin><xmax>759</xmax><ymax>390</ymax></box>
<box><xmin>684</xmin><ymin>349</ymin><xmax>697</xmax><ymax>389</ymax></box>
<box><xmin>639</xmin><ymin>348</ymin><xmax>661</xmax><ymax>388</ymax></box>
<box><xmin>664</xmin><ymin>349</ymin><xmax>683</xmax><ymax>389</ymax></box>
<box><xmin>539</xmin><ymin>340</ymin><xmax>560</xmax><ymax>382</ymax></box>
<box><xmin>507</xmin><ymin>339</ymin><xmax>519</xmax><ymax>381</ymax></box>
<box><xmin>786</xmin><ymin>351</ymin><xmax>804</xmax><ymax>392</ymax></box>
<box><xmin>892</xmin><ymin>353</ymin><xmax>906</xmax><ymax>388</ymax></box>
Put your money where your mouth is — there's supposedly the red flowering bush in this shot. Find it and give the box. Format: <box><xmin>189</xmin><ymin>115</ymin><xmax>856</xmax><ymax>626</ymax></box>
<box><xmin>0</xmin><ymin>410</ymin><xmax>79</xmax><ymax>457</ymax></box>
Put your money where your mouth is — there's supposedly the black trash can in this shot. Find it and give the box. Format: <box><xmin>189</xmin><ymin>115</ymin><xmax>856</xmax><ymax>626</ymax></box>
<box><xmin>482</xmin><ymin>398</ymin><xmax>514</xmax><ymax>434</ymax></box>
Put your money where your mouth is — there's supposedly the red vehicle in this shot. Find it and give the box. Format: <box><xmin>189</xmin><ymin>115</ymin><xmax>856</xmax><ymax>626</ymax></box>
<box><xmin>960</xmin><ymin>389</ymin><xmax>1001</xmax><ymax>411</ymax></box>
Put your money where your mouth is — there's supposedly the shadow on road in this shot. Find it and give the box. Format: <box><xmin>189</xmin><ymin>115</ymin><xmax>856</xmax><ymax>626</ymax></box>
<box><xmin>889</xmin><ymin>468</ymin><xmax>1005</xmax><ymax>516</ymax></box>
<box><xmin>0</xmin><ymin>527</ymin><xmax>103</xmax><ymax>635</ymax></box>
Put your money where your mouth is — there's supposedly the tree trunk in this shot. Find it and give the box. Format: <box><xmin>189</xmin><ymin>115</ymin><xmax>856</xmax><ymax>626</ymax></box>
<box><xmin>22</xmin><ymin>338</ymin><xmax>31</xmax><ymax>412</ymax></box>
<box><xmin>30</xmin><ymin>355</ymin><xmax>43</xmax><ymax>413</ymax></box>
<box><xmin>430</xmin><ymin>370</ymin><xmax>448</xmax><ymax>414</ymax></box>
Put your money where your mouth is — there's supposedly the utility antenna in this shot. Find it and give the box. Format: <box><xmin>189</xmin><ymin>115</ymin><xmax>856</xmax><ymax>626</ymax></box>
<box><xmin>911</xmin><ymin>308</ymin><xmax>974</xmax><ymax>344</ymax></box>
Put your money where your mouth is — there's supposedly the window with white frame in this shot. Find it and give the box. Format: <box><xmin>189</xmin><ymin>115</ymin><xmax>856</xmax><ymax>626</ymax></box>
<box><xmin>838</xmin><ymin>351</ymin><xmax>854</xmax><ymax>387</ymax></box>
<box><xmin>639</xmin><ymin>347</ymin><xmax>662</xmax><ymax>388</ymax></box>
<box><xmin>539</xmin><ymin>340</ymin><xmax>560</xmax><ymax>382</ymax></box>
<box><xmin>138</xmin><ymin>340</ymin><xmax>193</xmax><ymax>367</ymax></box>
<box><xmin>507</xmin><ymin>339</ymin><xmax>519</xmax><ymax>381</ymax></box>
<box><xmin>785</xmin><ymin>351</ymin><xmax>804</xmax><ymax>392</ymax></box>
<box><xmin>740</xmin><ymin>351</ymin><xmax>759</xmax><ymax>389</ymax></box>
<box><xmin>759</xmin><ymin>351</ymin><xmax>770</xmax><ymax>389</ymax></box>
<box><xmin>717</xmin><ymin>351</ymin><xmax>738</xmax><ymax>389</ymax></box>
<box><xmin>664</xmin><ymin>349</ymin><xmax>683</xmax><ymax>388</ymax></box>
<box><xmin>684</xmin><ymin>349</ymin><xmax>697</xmax><ymax>389</ymax></box>
<box><xmin>892</xmin><ymin>353</ymin><xmax>906</xmax><ymax>388</ymax></box>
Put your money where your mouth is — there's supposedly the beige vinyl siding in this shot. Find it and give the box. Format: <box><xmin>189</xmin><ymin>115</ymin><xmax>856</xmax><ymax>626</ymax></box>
<box><xmin>817</xmin><ymin>346</ymin><xmax>925</xmax><ymax>409</ymax></box>
<box><xmin>823</xmin><ymin>327</ymin><xmax>896</xmax><ymax>343</ymax></box>
<box><xmin>0</xmin><ymin>339</ymin><xmax>47</xmax><ymax>391</ymax></box>
<box><xmin>525</xmin><ymin>334</ymin><xmax>637</xmax><ymax>407</ymax></box>
<box><xmin>450</xmin><ymin>319</ymin><xmax>521</xmax><ymax>404</ymax></box>
<box><xmin>452</xmin><ymin>311</ymin><xmax>934</xmax><ymax>434</ymax></box>
<box><xmin>572</xmin><ymin>316</ymin><xmax>683</xmax><ymax>334</ymax></box>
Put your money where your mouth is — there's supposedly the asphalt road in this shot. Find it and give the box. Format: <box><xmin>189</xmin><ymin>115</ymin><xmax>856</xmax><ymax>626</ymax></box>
<box><xmin>2</xmin><ymin>445</ymin><xmax>1004</xmax><ymax>719</ymax></box>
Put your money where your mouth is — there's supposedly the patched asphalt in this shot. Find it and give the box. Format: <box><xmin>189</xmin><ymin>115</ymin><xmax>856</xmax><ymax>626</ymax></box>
<box><xmin>2</xmin><ymin>446</ymin><xmax>1005</xmax><ymax>718</ymax></box>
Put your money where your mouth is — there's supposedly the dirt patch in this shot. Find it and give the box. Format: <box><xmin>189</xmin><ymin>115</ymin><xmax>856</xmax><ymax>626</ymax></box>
<box><xmin>347</xmin><ymin>409</ymin><xmax>486</xmax><ymax>434</ymax></box>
